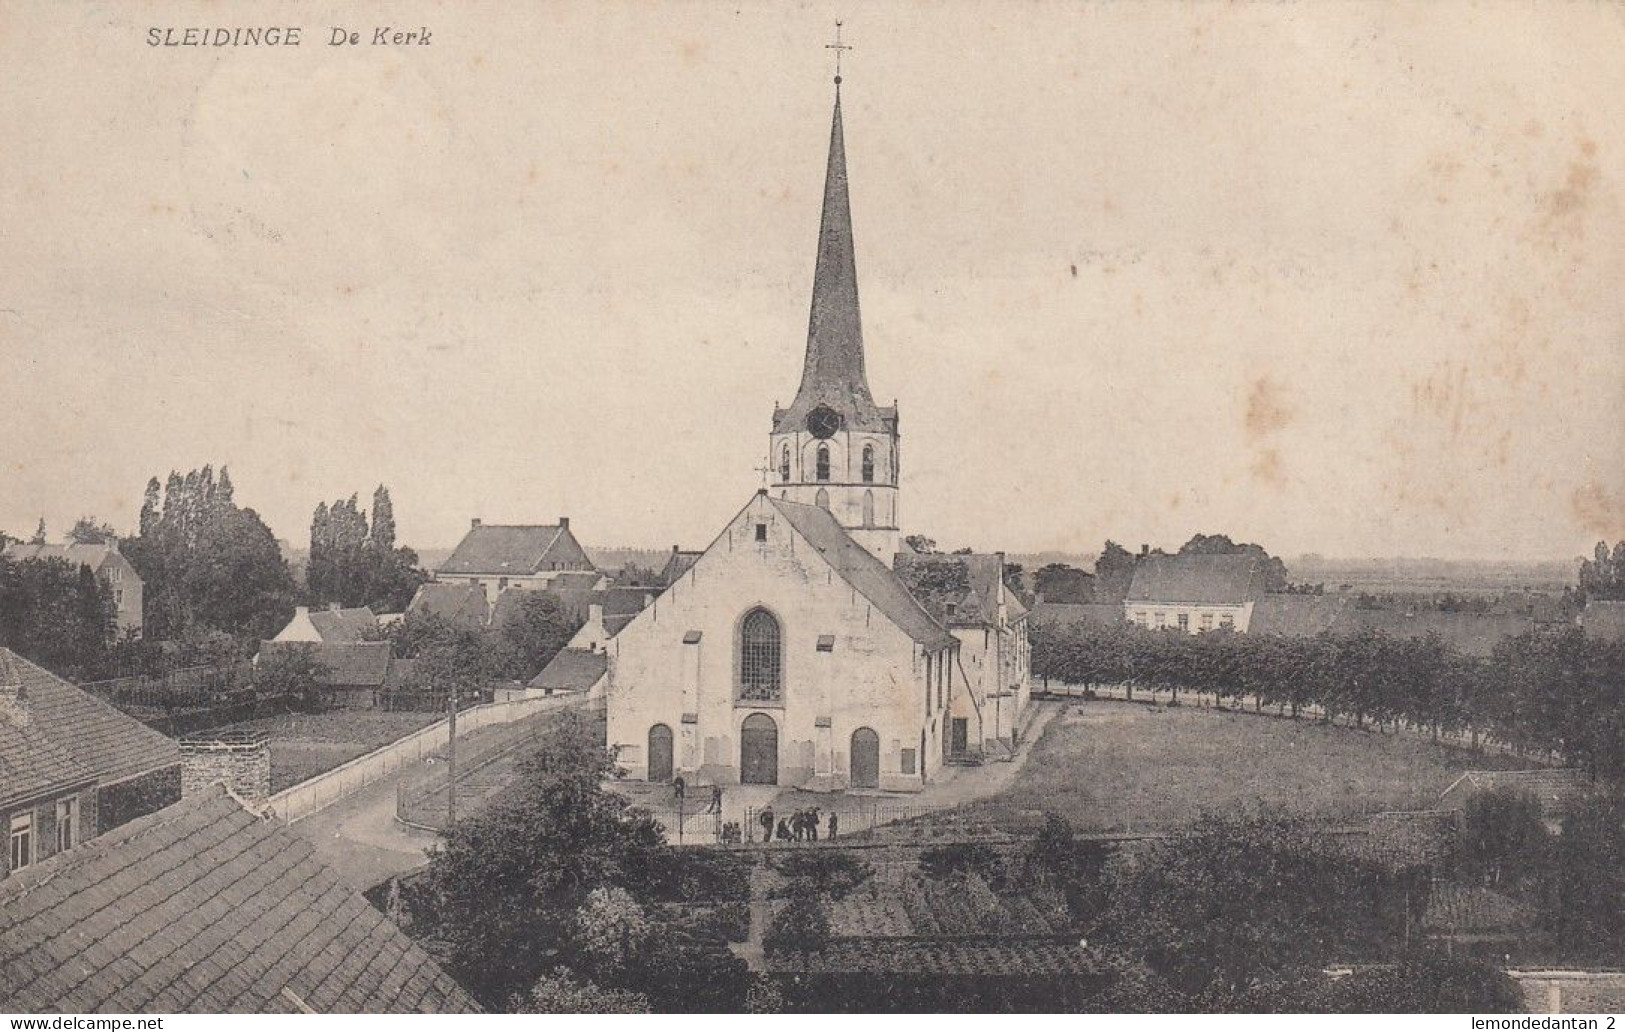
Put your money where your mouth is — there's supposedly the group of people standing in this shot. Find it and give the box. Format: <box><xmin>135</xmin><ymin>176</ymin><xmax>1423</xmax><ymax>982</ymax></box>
<box><xmin>757</xmin><ymin>806</ymin><xmax>837</xmax><ymax>843</ymax></box>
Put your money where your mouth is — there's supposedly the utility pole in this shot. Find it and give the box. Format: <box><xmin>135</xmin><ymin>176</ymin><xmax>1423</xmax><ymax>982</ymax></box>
<box><xmin>447</xmin><ymin>683</ymin><xmax>458</xmax><ymax>827</ymax></box>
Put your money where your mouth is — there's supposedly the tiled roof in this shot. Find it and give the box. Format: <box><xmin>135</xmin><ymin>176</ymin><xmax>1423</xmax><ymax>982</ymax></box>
<box><xmin>0</xmin><ymin>653</ymin><xmax>97</xmax><ymax>806</ymax></box>
<box><xmin>0</xmin><ymin>787</ymin><xmax>480</xmax><ymax>1013</ymax></box>
<box><xmin>438</xmin><ymin>524</ymin><xmax>585</xmax><ymax>576</ymax></box>
<box><xmin>1439</xmin><ymin>769</ymin><xmax>1595</xmax><ymax>816</ymax></box>
<box><xmin>1347</xmin><ymin>609</ymin><xmax>1535</xmax><ymax>657</ymax></box>
<box><xmin>1249</xmin><ymin>594</ymin><xmax>1357</xmax><ymax>637</ymax></box>
<box><xmin>772</xmin><ymin>940</ymin><xmax>1104</xmax><ymax>977</ymax></box>
<box><xmin>405</xmin><ymin>582</ymin><xmax>489</xmax><ymax>628</ymax></box>
<box><xmin>259</xmin><ymin>642</ymin><xmax>395</xmax><ymax>688</ymax></box>
<box><xmin>1</xmin><ymin>649</ymin><xmax>179</xmax><ymax>787</ymax></box>
<box><xmin>3</xmin><ymin>542</ymin><xmax>119</xmax><ymax>571</ymax></box>
<box><xmin>527</xmin><ymin>648</ymin><xmax>607</xmax><ymax>692</ymax></box>
<box><xmin>306</xmin><ymin>607</ymin><xmax>378</xmax><ymax>644</ymax></box>
<box><xmin>1423</xmin><ymin>883</ymin><xmax>1536</xmax><ymax>934</ymax></box>
<box><xmin>768</xmin><ymin>498</ymin><xmax>954</xmax><ymax>648</ymax></box>
<box><xmin>1126</xmin><ymin>553</ymin><xmax>1265</xmax><ymax>606</ymax></box>
<box><xmin>660</xmin><ymin>549</ymin><xmax>702</xmax><ymax>586</ymax></box>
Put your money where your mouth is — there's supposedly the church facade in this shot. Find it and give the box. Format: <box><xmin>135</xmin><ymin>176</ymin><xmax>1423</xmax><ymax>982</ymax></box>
<box><xmin>604</xmin><ymin>78</ymin><xmax>1028</xmax><ymax>792</ymax></box>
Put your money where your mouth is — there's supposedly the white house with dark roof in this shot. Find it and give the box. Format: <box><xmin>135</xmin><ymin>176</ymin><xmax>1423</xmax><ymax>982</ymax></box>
<box><xmin>1124</xmin><ymin>552</ymin><xmax>1267</xmax><ymax>634</ymax></box>
<box><xmin>434</xmin><ymin>517</ymin><xmax>595</xmax><ymax>603</ymax></box>
<box><xmin>605</xmin><ymin>77</ymin><xmax>988</xmax><ymax>792</ymax></box>
<box><xmin>269</xmin><ymin>604</ymin><xmax>380</xmax><ymax>644</ymax></box>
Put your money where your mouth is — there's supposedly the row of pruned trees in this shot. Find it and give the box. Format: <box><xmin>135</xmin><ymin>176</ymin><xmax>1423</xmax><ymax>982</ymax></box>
<box><xmin>1032</xmin><ymin>621</ymin><xmax>1625</xmax><ymax>780</ymax></box>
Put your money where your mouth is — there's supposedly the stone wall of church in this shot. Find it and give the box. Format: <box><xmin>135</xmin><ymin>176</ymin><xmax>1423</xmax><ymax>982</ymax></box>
<box><xmin>606</xmin><ymin>493</ymin><xmax>950</xmax><ymax>792</ymax></box>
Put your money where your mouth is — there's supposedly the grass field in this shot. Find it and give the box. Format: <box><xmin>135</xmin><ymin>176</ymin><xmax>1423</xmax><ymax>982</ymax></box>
<box><xmin>950</xmin><ymin>700</ymin><xmax>1515</xmax><ymax>833</ymax></box>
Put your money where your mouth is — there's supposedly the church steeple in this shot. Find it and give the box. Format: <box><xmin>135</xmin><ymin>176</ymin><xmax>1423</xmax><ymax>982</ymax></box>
<box><xmin>766</xmin><ymin>48</ymin><xmax>903</xmax><ymax>565</ymax></box>
<box><xmin>773</xmin><ymin>83</ymin><xmax>890</xmax><ymax>435</ymax></box>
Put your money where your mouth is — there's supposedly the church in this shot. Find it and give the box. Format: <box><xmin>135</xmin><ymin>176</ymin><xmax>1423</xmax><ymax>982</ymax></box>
<box><xmin>604</xmin><ymin>72</ymin><xmax>1029</xmax><ymax>792</ymax></box>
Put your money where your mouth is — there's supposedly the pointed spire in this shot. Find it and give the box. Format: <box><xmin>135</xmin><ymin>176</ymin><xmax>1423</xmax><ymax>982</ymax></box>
<box><xmin>776</xmin><ymin>83</ymin><xmax>888</xmax><ymax>434</ymax></box>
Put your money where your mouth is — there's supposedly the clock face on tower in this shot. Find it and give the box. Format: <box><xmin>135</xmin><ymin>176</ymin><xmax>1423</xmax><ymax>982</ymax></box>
<box><xmin>806</xmin><ymin>405</ymin><xmax>841</xmax><ymax>439</ymax></box>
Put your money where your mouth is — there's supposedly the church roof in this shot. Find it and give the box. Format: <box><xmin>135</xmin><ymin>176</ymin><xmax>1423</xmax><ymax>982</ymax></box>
<box><xmin>773</xmin><ymin>87</ymin><xmax>894</xmax><ymax>436</ymax></box>
<box><xmin>767</xmin><ymin>497</ymin><xmax>954</xmax><ymax>648</ymax></box>
<box><xmin>528</xmin><ymin>648</ymin><xmax>607</xmax><ymax>693</ymax></box>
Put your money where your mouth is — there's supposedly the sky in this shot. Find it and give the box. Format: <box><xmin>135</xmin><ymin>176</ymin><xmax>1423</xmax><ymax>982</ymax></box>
<box><xmin>2</xmin><ymin>1</ymin><xmax>1623</xmax><ymax>562</ymax></box>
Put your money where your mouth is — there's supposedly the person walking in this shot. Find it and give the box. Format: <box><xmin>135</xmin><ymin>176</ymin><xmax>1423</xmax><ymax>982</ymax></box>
<box><xmin>759</xmin><ymin>806</ymin><xmax>775</xmax><ymax>844</ymax></box>
<box><xmin>808</xmin><ymin>807</ymin><xmax>820</xmax><ymax>842</ymax></box>
<box><xmin>827</xmin><ymin>811</ymin><xmax>838</xmax><ymax>840</ymax></box>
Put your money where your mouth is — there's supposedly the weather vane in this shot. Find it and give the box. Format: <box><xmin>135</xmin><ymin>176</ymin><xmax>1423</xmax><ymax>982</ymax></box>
<box><xmin>825</xmin><ymin>21</ymin><xmax>852</xmax><ymax>84</ymax></box>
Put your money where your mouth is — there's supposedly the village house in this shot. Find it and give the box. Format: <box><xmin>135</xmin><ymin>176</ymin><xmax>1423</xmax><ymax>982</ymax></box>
<box><xmin>894</xmin><ymin>552</ymin><xmax>1032</xmax><ymax>757</ymax></box>
<box><xmin>4</xmin><ymin>539</ymin><xmax>144</xmax><ymax>637</ymax></box>
<box><xmin>433</xmin><ymin>517</ymin><xmax>595</xmax><ymax>603</ymax></box>
<box><xmin>257</xmin><ymin>639</ymin><xmax>411</xmax><ymax>710</ymax></box>
<box><xmin>268</xmin><ymin>603</ymin><xmax>381</xmax><ymax>643</ymax></box>
<box><xmin>0</xmin><ymin>785</ymin><xmax>480</xmax><ymax>1013</ymax></box>
<box><xmin>1123</xmin><ymin>552</ymin><xmax>1266</xmax><ymax>634</ymax></box>
<box><xmin>0</xmin><ymin>647</ymin><xmax>181</xmax><ymax>877</ymax></box>
<box><xmin>405</xmin><ymin>580</ymin><xmax>492</xmax><ymax>629</ymax></box>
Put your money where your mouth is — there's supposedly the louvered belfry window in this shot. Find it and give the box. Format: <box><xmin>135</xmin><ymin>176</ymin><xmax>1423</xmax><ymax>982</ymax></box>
<box><xmin>739</xmin><ymin>608</ymin><xmax>782</xmax><ymax>702</ymax></box>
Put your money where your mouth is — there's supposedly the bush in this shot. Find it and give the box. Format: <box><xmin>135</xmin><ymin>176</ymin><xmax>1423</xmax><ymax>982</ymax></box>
<box><xmin>919</xmin><ymin>841</ymin><xmax>999</xmax><ymax>880</ymax></box>
<box><xmin>769</xmin><ymin>851</ymin><xmax>872</xmax><ymax>899</ymax></box>
<box><xmin>763</xmin><ymin>891</ymin><xmax>830</xmax><ymax>955</ymax></box>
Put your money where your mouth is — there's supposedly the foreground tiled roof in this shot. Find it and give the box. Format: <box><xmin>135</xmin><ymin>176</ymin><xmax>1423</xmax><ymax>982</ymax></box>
<box><xmin>527</xmin><ymin>648</ymin><xmax>607</xmax><ymax>692</ymax></box>
<box><xmin>1248</xmin><ymin>594</ymin><xmax>1357</xmax><ymax>637</ymax></box>
<box><xmin>771</xmin><ymin>940</ymin><xmax>1105</xmax><ymax>977</ymax></box>
<box><xmin>0</xmin><ymin>653</ymin><xmax>97</xmax><ymax>806</ymax></box>
<box><xmin>0</xmin><ymin>787</ymin><xmax>480</xmax><ymax>1013</ymax></box>
<box><xmin>306</xmin><ymin>607</ymin><xmax>379</xmax><ymax>643</ymax></box>
<box><xmin>768</xmin><ymin>497</ymin><xmax>954</xmax><ymax>648</ymax></box>
<box><xmin>1126</xmin><ymin>553</ymin><xmax>1265</xmax><ymax>606</ymax></box>
<box><xmin>2</xmin><ymin>649</ymin><xmax>179</xmax><ymax>787</ymax></box>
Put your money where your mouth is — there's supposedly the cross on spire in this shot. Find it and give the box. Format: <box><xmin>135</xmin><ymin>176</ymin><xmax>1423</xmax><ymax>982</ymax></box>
<box><xmin>825</xmin><ymin>21</ymin><xmax>852</xmax><ymax>84</ymax></box>
<box><xmin>754</xmin><ymin>460</ymin><xmax>775</xmax><ymax>490</ymax></box>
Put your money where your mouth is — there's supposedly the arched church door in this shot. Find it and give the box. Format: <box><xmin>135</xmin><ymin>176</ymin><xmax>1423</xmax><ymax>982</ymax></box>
<box><xmin>850</xmin><ymin>727</ymin><xmax>879</xmax><ymax>789</ymax></box>
<box><xmin>647</xmin><ymin>724</ymin><xmax>673</xmax><ymax>782</ymax></box>
<box><xmin>740</xmin><ymin>713</ymin><xmax>778</xmax><ymax>785</ymax></box>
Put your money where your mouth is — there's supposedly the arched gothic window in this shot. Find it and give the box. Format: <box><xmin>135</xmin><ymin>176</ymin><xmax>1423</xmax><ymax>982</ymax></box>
<box><xmin>779</xmin><ymin>443</ymin><xmax>791</xmax><ymax>483</ymax></box>
<box><xmin>739</xmin><ymin>608</ymin><xmax>782</xmax><ymax>702</ymax></box>
<box><xmin>815</xmin><ymin>444</ymin><xmax>830</xmax><ymax>482</ymax></box>
<box><xmin>815</xmin><ymin>488</ymin><xmax>830</xmax><ymax>510</ymax></box>
<box><xmin>862</xmin><ymin>490</ymin><xmax>875</xmax><ymax>528</ymax></box>
<box><xmin>861</xmin><ymin>444</ymin><xmax>875</xmax><ymax>483</ymax></box>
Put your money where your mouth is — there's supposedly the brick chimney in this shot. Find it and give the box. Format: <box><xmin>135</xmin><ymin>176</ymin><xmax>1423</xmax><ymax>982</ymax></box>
<box><xmin>558</xmin><ymin>516</ymin><xmax>569</xmax><ymax>529</ymax></box>
<box><xmin>180</xmin><ymin>732</ymin><xmax>271</xmax><ymax>806</ymax></box>
<box><xmin>471</xmin><ymin>517</ymin><xmax>482</xmax><ymax>528</ymax></box>
<box><xmin>0</xmin><ymin>649</ymin><xmax>28</xmax><ymax>729</ymax></box>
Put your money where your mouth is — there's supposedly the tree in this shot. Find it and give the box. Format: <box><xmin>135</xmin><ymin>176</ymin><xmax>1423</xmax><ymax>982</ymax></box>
<box><xmin>1549</xmin><ymin>793</ymin><xmax>1625</xmax><ymax>961</ymax></box>
<box><xmin>402</xmin><ymin>712</ymin><xmax>675</xmax><ymax>1004</ymax></box>
<box><xmin>1094</xmin><ymin>541</ymin><xmax>1137</xmax><ymax>604</ymax></box>
<box><xmin>1034</xmin><ymin>563</ymin><xmax>1095</xmax><ymax>604</ymax></box>
<box><xmin>254</xmin><ymin>644</ymin><xmax>332</xmax><ymax>711</ymax></box>
<box><xmin>493</xmin><ymin>593</ymin><xmax>582</xmax><ymax>680</ymax></box>
<box><xmin>1179</xmin><ymin>533</ymin><xmax>1291</xmax><ymax>593</ymax></box>
<box><xmin>371</xmin><ymin>485</ymin><xmax>396</xmax><ymax>550</ymax></box>
<box><xmin>306</xmin><ymin>485</ymin><xmax>424</xmax><ymax>611</ymax></box>
<box><xmin>763</xmin><ymin>889</ymin><xmax>830</xmax><ymax>955</ymax></box>
<box><xmin>903</xmin><ymin>534</ymin><xmax>937</xmax><ymax>554</ymax></box>
<box><xmin>569</xmin><ymin>887</ymin><xmax>653</xmax><ymax>977</ymax></box>
<box><xmin>0</xmin><ymin>554</ymin><xmax>116</xmax><ymax>679</ymax></box>
<box><xmin>1457</xmin><ymin>788</ymin><xmax>1549</xmax><ymax>885</ymax></box>
<box><xmin>29</xmin><ymin>518</ymin><xmax>46</xmax><ymax>545</ymax></box>
<box><xmin>67</xmin><ymin>517</ymin><xmax>117</xmax><ymax>545</ymax></box>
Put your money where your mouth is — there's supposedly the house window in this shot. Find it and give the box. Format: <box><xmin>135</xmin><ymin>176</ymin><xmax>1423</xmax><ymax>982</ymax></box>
<box><xmin>861</xmin><ymin>444</ymin><xmax>875</xmax><ymax>483</ymax></box>
<box><xmin>1177</xmin><ymin>613</ymin><xmax>1190</xmax><ymax>632</ymax></box>
<box><xmin>739</xmin><ymin>608</ymin><xmax>782</xmax><ymax>703</ymax></box>
<box><xmin>10</xmin><ymin>812</ymin><xmax>34</xmax><ymax>871</ymax></box>
<box><xmin>1200</xmin><ymin>613</ymin><xmax>1214</xmax><ymax>632</ymax></box>
<box><xmin>815</xmin><ymin>445</ymin><xmax>830</xmax><ymax>482</ymax></box>
<box><xmin>1154</xmin><ymin>612</ymin><xmax>1166</xmax><ymax>628</ymax></box>
<box><xmin>755</xmin><ymin>522</ymin><xmax>768</xmax><ymax>543</ymax></box>
<box><xmin>779</xmin><ymin>443</ymin><xmax>791</xmax><ymax>483</ymax></box>
<box><xmin>1134</xmin><ymin>610</ymin><xmax>1148</xmax><ymax>626</ymax></box>
<box><xmin>55</xmin><ymin>797</ymin><xmax>77</xmax><ymax>853</ymax></box>
<box><xmin>900</xmin><ymin>748</ymin><xmax>917</xmax><ymax>775</ymax></box>
<box><xmin>498</xmin><ymin>577</ymin><xmax>509</xmax><ymax>590</ymax></box>
<box><xmin>1220</xmin><ymin>614</ymin><xmax>1235</xmax><ymax>629</ymax></box>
